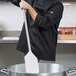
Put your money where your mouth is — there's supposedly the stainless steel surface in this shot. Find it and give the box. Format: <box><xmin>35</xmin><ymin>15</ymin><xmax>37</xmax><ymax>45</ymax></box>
<box><xmin>0</xmin><ymin>31</ymin><xmax>20</xmax><ymax>43</ymax></box>
<box><xmin>58</xmin><ymin>40</ymin><xmax>76</xmax><ymax>44</ymax></box>
<box><xmin>62</xmin><ymin>0</ymin><xmax>76</xmax><ymax>2</ymax></box>
<box><xmin>1</xmin><ymin>63</ymin><xmax>76</xmax><ymax>76</ymax></box>
<box><xmin>66</xmin><ymin>69</ymin><xmax>76</xmax><ymax>76</ymax></box>
<box><xmin>0</xmin><ymin>38</ymin><xmax>18</xmax><ymax>43</ymax></box>
<box><xmin>0</xmin><ymin>31</ymin><xmax>20</xmax><ymax>38</ymax></box>
<box><xmin>0</xmin><ymin>31</ymin><xmax>76</xmax><ymax>43</ymax></box>
<box><xmin>1</xmin><ymin>39</ymin><xmax>76</xmax><ymax>43</ymax></box>
<box><xmin>8</xmin><ymin>63</ymin><xmax>68</xmax><ymax>73</ymax></box>
<box><xmin>0</xmin><ymin>68</ymin><xmax>8</xmax><ymax>74</ymax></box>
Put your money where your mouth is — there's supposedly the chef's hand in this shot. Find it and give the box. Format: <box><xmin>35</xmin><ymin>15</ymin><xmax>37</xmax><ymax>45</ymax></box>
<box><xmin>19</xmin><ymin>0</ymin><xmax>38</xmax><ymax>21</ymax></box>
<box><xmin>19</xmin><ymin>0</ymin><xmax>31</xmax><ymax>10</ymax></box>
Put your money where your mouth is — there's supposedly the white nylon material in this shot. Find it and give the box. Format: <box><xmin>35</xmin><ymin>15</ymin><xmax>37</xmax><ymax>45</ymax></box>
<box><xmin>23</xmin><ymin>10</ymin><xmax>39</xmax><ymax>73</ymax></box>
<box><xmin>24</xmin><ymin>51</ymin><xmax>39</xmax><ymax>73</ymax></box>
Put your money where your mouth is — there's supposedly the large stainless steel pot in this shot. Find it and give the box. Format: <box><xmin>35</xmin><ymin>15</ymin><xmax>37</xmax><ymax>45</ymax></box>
<box><xmin>0</xmin><ymin>63</ymin><xmax>76</xmax><ymax>76</ymax></box>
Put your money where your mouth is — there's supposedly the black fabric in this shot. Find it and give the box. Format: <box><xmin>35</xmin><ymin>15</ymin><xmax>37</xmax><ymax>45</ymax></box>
<box><xmin>34</xmin><ymin>3</ymin><xmax>63</xmax><ymax>30</ymax></box>
<box><xmin>9</xmin><ymin>0</ymin><xmax>64</xmax><ymax>61</ymax></box>
<box><xmin>7</xmin><ymin>0</ymin><xmax>21</xmax><ymax>6</ymax></box>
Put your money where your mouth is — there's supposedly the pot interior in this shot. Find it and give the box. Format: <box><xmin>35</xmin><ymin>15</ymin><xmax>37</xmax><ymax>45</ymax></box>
<box><xmin>8</xmin><ymin>63</ymin><xmax>68</xmax><ymax>74</ymax></box>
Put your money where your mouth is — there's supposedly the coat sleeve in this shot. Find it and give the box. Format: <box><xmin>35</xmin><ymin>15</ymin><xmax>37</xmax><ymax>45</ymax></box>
<box><xmin>34</xmin><ymin>2</ymin><xmax>64</xmax><ymax>30</ymax></box>
<box><xmin>7</xmin><ymin>0</ymin><xmax>21</xmax><ymax>7</ymax></box>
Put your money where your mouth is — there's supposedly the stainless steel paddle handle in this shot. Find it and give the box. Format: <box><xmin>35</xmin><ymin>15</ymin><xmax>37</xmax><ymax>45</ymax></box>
<box><xmin>23</xmin><ymin>10</ymin><xmax>31</xmax><ymax>52</ymax></box>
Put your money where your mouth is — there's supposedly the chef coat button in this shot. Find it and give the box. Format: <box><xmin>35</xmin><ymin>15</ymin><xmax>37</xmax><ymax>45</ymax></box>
<box><xmin>50</xmin><ymin>11</ymin><xmax>54</xmax><ymax>14</ymax></box>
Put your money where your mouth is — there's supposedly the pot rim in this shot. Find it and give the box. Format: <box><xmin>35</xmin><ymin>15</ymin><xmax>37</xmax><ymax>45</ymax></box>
<box><xmin>7</xmin><ymin>63</ymin><xmax>68</xmax><ymax>74</ymax></box>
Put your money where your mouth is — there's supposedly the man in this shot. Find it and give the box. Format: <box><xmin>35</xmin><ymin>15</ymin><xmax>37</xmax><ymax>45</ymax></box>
<box><xmin>7</xmin><ymin>0</ymin><xmax>64</xmax><ymax>62</ymax></box>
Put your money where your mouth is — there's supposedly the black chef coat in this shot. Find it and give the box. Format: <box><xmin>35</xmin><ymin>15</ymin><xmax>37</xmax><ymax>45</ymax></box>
<box><xmin>8</xmin><ymin>0</ymin><xmax>64</xmax><ymax>61</ymax></box>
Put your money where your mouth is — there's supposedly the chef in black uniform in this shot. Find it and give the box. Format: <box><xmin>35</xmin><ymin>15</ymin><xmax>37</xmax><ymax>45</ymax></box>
<box><xmin>6</xmin><ymin>0</ymin><xmax>64</xmax><ymax>62</ymax></box>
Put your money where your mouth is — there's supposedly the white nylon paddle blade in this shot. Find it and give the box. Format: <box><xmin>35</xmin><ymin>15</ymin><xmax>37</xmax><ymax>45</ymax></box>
<box><xmin>24</xmin><ymin>51</ymin><xmax>39</xmax><ymax>73</ymax></box>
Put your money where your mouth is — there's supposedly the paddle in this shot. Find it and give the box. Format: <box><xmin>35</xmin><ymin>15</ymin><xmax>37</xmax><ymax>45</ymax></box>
<box><xmin>22</xmin><ymin>0</ymin><xmax>39</xmax><ymax>73</ymax></box>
